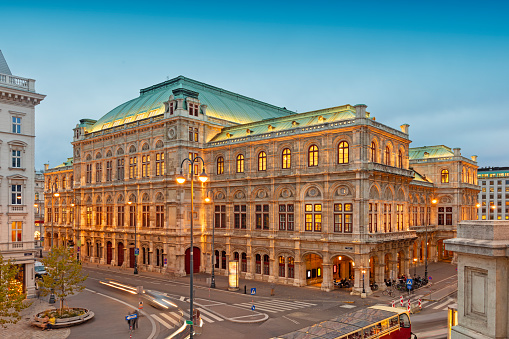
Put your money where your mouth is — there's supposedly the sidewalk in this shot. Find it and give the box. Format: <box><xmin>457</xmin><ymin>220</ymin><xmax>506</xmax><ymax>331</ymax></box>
<box><xmin>0</xmin><ymin>298</ymin><xmax>70</xmax><ymax>339</ymax></box>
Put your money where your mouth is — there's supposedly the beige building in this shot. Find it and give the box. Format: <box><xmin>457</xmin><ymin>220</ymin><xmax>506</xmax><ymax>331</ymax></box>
<box><xmin>0</xmin><ymin>50</ymin><xmax>45</xmax><ymax>297</ymax></box>
<box><xmin>44</xmin><ymin>76</ymin><xmax>478</xmax><ymax>293</ymax></box>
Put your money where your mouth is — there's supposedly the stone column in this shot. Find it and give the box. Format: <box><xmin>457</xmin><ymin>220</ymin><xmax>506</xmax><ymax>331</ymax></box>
<box><xmin>321</xmin><ymin>264</ymin><xmax>333</xmax><ymax>292</ymax></box>
<box><xmin>446</xmin><ymin>220</ymin><xmax>509</xmax><ymax>339</ymax></box>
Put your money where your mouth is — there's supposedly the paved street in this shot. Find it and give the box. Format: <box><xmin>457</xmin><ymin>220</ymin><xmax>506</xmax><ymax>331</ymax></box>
<box><xmin>52</xmin><ymin>260</ymin><xmax>458</xmax><ymax>339</ymax></box>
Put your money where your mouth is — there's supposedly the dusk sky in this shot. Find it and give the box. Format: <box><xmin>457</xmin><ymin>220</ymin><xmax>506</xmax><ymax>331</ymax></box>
<box><xmin>2</xmin><ymin>0</ymin><xmax>508</xmax><ymax>169</ymax></box>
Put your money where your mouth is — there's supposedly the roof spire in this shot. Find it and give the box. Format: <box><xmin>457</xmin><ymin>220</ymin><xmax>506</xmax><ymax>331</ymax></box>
<box><xmin>0</xmin><ymin>50</ymin><xmax>12</xmax><ymax>75</ymax></box>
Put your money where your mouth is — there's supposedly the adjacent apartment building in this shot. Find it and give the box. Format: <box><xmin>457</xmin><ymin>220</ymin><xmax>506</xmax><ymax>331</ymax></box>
<box><xmin>0</xmin><ymin>50</ymin><xmax>45</xmax><ymax>297</ymax></box>
<box><xmin>477</xmin><ymin>167</ymin><xmax>509</xmax><ymax>220</ymax></box>
<box><xmin>44</xmin><ymin>76</ymin><xmax>478</xmax><ymax>293</ymax></box>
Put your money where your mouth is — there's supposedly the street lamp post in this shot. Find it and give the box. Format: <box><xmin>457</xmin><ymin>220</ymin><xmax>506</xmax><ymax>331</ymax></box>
<box><xmin>426</xmin><ymin>198</ymin><xmax>438</xmax><ymax>281</ymax></box>
<box><xmin>51</xmin><ymin>185</ymin><xmax>60</xmax><ymax>249</ymax></box>
<box><xmin>128</xmin><ymin>201</ymin><xmax>138</xmax><ymax>275</ymax></box>
<box><xmin>362</xmin><ymin>269</ymin><xmax>366</xmax><ymax>294</ymax></box>
<box><xmin>71</xmin><ymin>199</ymin><xmax>81</xmax><ymax>262</ymax></box>
<box><xmin>413</xmin><ymin>258</ymin><xmax>417</xmax><ymax>277</ymax></box>
<box><xmin>176</xmin><ymin>155</ymin><xmax>208</xmax><ymax>339</ymax></box>
<box><xmin>205</xmin><ymin>196</ymin><xmax>215</xmax><ymax>288</ymax></box>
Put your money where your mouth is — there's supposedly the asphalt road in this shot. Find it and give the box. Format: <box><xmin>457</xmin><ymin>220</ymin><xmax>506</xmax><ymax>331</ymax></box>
<box><xmin>65</xmin><ymin>266</ymin><xmax>454</xmax><ymax>339</ymax></box>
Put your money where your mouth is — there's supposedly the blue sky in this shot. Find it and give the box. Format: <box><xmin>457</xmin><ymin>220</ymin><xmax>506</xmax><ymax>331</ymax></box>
<box><xmin>2</xmin><ymin>0</ymin><xmax>508</xmax><ymax>169</ymax></box>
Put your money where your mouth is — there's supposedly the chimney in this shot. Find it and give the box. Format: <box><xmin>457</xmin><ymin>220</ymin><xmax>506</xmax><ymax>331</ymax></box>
<box><xmin>453</xmin><ymin>148</ymin><xmax>461</xmax><ymax>156</ymax></box>
<box><xmin>44</xmin><ymin>163</ymin><xmax>49</xmax><ymax>171</ymax></box>
<box><xmin>354</xmin><ymin>104</ymin><xmax>367</xmax><ymax>118</ymax></box>
<box><xmin>471</xmin><ymin>155</ymin><xmax>478</xmax><ymax>162</ymax></box>
<box><xmin>400</xmin><ymin>124</ymin><xmax>409</xmax><ymax>134</ymax></box>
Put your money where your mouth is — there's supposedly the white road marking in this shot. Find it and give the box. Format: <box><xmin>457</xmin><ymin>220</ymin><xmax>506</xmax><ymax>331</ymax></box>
<box><xmin>340</xmin><ymin>304</ymin><xmax>357</xmax><ymax>309</ymax></box>
<box><xmin>160</xmin><ymin>312</ymin><xmax>180</xmax><ymax>326</ymax></box>
<box><xmin>179</xmin><ymin>296</ymin><xmax>186</xmax><ymax>301</ymax></box>
<box><xmin>197</xmin><ymin>308</ymin><xmax>223</xmax><ymax>321</ymax></box>
<box><xmin>282</xmin><ymin>315</ymin><xmax>299</xmax><ymax>324</ymax></box>
<box><xmin>151</xmin><ymin>314</ymin><xmax>173</xmax><ymax>329</ymax></box>
<box><xmin>433</xmin><ymin>298</ymin><xmax>454</xmax><ymax>310</ymax></box>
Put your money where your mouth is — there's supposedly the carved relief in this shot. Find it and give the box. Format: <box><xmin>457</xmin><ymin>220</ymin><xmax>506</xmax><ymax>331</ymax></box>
<box><xmin>235</xmin><ymin>191</ymin><xmax>245</xmax><ymax>199</ymax></box>
<box><xmin>306</xmin><ymin>187</ymin><xmax>321</xmax><ymax>198</ymax></box>
<box><xmin>167</xmin><ymin>126</ymin><xmax>176</xmax><ymax>139</ymax></box>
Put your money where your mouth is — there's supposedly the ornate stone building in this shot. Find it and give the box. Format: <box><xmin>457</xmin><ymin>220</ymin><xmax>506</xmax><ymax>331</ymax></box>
<box><xmin>0</xmin><ymin>50</ymin><xmax>45</xmax><ymax>297</ymax></box>
<box><xmin>44</xmin><ymin>76</ymin><xmax>478</xmax><ymax>293</ymax></box>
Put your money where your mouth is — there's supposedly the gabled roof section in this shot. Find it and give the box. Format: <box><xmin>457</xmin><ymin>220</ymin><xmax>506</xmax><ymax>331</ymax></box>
<box><xmin>54</xmin><ymin>157</ymin><xmax>73</xmax><ymax>169</ymax></box>
<box><xmin>410</xmin><ymin>168</ymin><xmax>433</xmax><ymax>184</ymax></box>
<box><xmin>409</xmin><ymin>145</ymin><xmax>454</xmax><ymax>160</ymax></box>
<box><xmin>209</xmin><ymin>105</ymin><xmax>356</xmax><ymax>142</ymax></box>
<box><xmin>88</xmin><ymin>76</ymin><xmax>295</xmax><ymax>133</ymax></box>
<box><xmin>0</xmin><ymin>50</ymin><xmax>12</xmax><ymax>75</ymax></box>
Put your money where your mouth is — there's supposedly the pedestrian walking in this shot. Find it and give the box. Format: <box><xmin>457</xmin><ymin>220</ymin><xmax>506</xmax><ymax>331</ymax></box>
<box><xmin>133</xmin><ymin>310</ymin><xmax>139</xmax><ymax>330</ymax></box>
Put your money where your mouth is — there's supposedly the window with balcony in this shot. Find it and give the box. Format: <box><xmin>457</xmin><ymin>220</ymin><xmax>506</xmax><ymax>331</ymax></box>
<box><xmin>305</xmin><ymin>204</ymin><xmax>322</xmax><ymax>232</ymax></box>
<box><xmin>396</xmin><ymin>204</ymin><xmax>403</xmax><ymax>231</ymax></box>
<box><xmin>384</xmin><ymin>204</ymin><xmax>392</xmax><ymax>232</ymax></box>
<box><xmin>369</xmin><ymin>203</ymin><xmax>378</xmax><ymax>232</ymax></box>
<box><xmin>334</xmin><ymin>203</ymin><xmax>353</xmax><ymax>233</ymax></box>
<box><xmin>11</xmin><ymin>221</ymin><xmax>22</xmax><ymax>242</ymax></box>
<box><xmin>11</xmin><ymin>185</ymin><xmax>22</xmax><ymax>204</ymax></box>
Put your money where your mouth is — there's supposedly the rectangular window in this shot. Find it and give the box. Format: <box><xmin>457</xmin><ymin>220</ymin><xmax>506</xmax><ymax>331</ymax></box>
<box><xmin>169</xmin><ymin>102</ymin><xmax>174</xmax><ymax>114</ymax></box>
<box><xmin>11</xmin><ymin>150</ymin><xmax>21</xmax><ymax>168</ymax></box>
<box><xmin>106</xmin><ymin>160</ymin><xmax>112</xmax><ymax>182</ymax></box>
<box><xmin>189</xmin><ymin>127</ymin><xmax>193</xmax><ymax>141</ymax></box>
<box><xmin>11</xmin><ymin>184</ymin><xmax>22</xmax><ymax>204</ymax></box>
<box><xmin>86</xmin><ymin>207</ymin><xmax>92</xmax><ymax>226</ymax></box>
<box><xmin>62</xmin><ymin>207</ymin><xmax>67</xmax><ymax>224</ymax></box>
<box><xmin>95</xmin><ymin>162</ymin><xmax>102</xmax><ymax>182</ymax></box>
<box><xmin>156</xmin><ymin>205</ymin><xmax>164</xmax><ymax>228</ymax></box>
<box><xmin>155</xmin><ymin>152</ymin><xmax>165</xmax><ymax>176</ymax></box>
<box><xmin>95</xmin><ymin>206</ymin><xmax>102</xmax><ymax>226</ymax></box>
<box><xmin>234</xmin><ymin>205</ymin><xmax>247</xmax><ymax>229</ymax></box>
<box><xmin>129</xmin><ymin>205</ymin><xmax>136</xmax><ymax>227</ymax></box>
<box><xmin>188</xmin><ymin>103</ymin><xmax>199</xmax><ymax>116</ymax></box>
<box><xmin>117</xmin><ymin>206</ymin><xmax>125</xmax><ymax>227</ymax></box>
<box><xmin>194</xmin><ymin>128</ymin><xmax>199</xmax><ymax>142</ymax></box>
<box><xmin>47</xmin><ymin>208</ymin><xmax>52</xmax><ymax>222</ymax></box>
<box><xmin>142</xmin><ymin>155</ymin><xmax>150</xmax><ymax>178</ymax></box>
<box><xmin>215</xmin><ymin>205</ymin><xmax>226</xmax><ymax>228</ymax></box>
<box><xmin>305</xmin><ymin>204</ymin><xmax>322</xmax><ymax>232</ymax></box>
<box><xmin>129</xmin><ymin>157</ymin><xmax>137</xmax><ymax>179</ymax></box>
<box><xmin>117</xmin><ymin>158</ymin><xmax>125</xmax><ymax>180</ymax></box>
<box><xmin>86</xmin><ymin>164</ymin><xmax>92</xmax><ymax>183</ymax></box>
<box><xmin>12</xmin><ymin>117</ymin><xmax>21</xmax><ymax>134</ymax></box>
<box><xmin>278</xmin><ymin>204</ymin><xmax>294</xmax><ymax>231</ymax></box>
<box><xmin>54</xmin><ymin>207</ymin><xmax>59</xmax><ymax>223</ymax></box>
<box><xmin>256</xmin><ymin>204</ymin><xmax>269</xmax><ymax>230</ymax></box>
<box><xmin>446</xmin><ymin>207</ymin><xmax>453</xmax><ymax>225</ymax></box>
<box><xmin>11</xmin><ymin>221</ymin><xmax>22</xmax><ymax>242</ymax></box>
<box><xmin>142</xmin><ymin>205</ymin><xmax>150</xmax><ymax>227</ymax></box>
<box><xmin>438</xmin><ymin>207</ymin><xmax>445</xmax><ymax>225</ymax></box>
<box><xmin>106</xmin><ymin>206</ymin><xmax>113</xmax><ymax>226</ymax></box>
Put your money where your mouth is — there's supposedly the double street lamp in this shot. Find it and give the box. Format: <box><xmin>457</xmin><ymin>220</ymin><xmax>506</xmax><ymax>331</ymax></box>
<box><xmin>128</xmin><ymin>201</ymin><xmax>138</xmax><ymax>275</ymax></box>
<box><xmin>204</xmin><ymin>195</ymin><xmax>215</xmax><ymax>288</ymax></box>
<box><xmin>51</xmin><ymin>185</ymin><xmax>60</xmax><ymax>249</ymax></box>
<box><xmin>176</xmin><ymin>155</ymin><xmax>208</xmax><ymax>339</ymax></box>
<box><xmin>71</xmin><ymin>198</ymin><xmax>81</xmax><ymax>262</ymax></box>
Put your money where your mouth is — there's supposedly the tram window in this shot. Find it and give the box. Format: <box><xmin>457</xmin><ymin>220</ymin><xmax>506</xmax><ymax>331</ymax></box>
<box><xmin>399</xmin><ymin>313</ymin><xmax>410</xmax><ymax>328</ymax></box>
<box><xmin>389</xmin><ymin>316</ymin><xmax>399</xmax><ymax>327</ymax></box>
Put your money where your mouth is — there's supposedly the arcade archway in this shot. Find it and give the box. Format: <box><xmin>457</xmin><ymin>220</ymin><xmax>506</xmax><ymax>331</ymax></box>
<box><xmin>331</xmin><ymin>255</ymin><xmax>355</xmax><ymax>282</ymax></box>
<box><xmin>303</xmin><ymin>253</ymin><xmax>323</xmax><ymax>286</ymax></box>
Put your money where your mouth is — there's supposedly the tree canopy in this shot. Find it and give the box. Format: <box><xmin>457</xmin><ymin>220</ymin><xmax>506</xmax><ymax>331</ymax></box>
<box><xmin>0</xmin><ymin>255</ymin><xmax>31</xmax><ymax>327</ymax></box>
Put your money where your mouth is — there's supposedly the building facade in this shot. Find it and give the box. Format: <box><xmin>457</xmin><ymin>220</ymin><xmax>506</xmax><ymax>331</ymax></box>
<box><xmin>477</xmin><ymin>167</ymin><xmax>509</xmax><ymax>221</ymax></box>
<box><xmin>44</xmin><ymin>76</ymin><xmax>478</xmax><ymax>293</ymax></box>
<box><xmin>0</xmin><ymin>50</ymin><xmax>45</xmax><ymax>297</ymax></box>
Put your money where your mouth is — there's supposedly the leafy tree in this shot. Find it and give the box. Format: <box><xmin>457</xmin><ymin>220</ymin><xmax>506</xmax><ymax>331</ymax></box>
<box><xmin>39</xmin><ymin>247</ymin><xmax>88</xmax><ymax>315</ymax></box>
<box><xmin>0</xmin><ymin>254</ymin><xmax>31</xmax><ymax>327</ymax></box>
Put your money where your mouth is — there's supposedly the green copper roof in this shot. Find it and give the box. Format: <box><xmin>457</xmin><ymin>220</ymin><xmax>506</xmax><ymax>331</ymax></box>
<box><xmin>54</xmin><ymin>157</ymin><xmax>73</xmax><ymax>169</ymax></box>
<box><xmin>88</xmin><ymin>76</ymin><xmax>295</xmax><ymax>133</ymax></box>
<box><xmin>409</xmin><ymin>145</ymin><xmax>454</xmax><ymax>160</ymax></box>
<box><xmin>209</xmin><ymin>105</ymin><xmax>356</xmax><ymax>142</ymax></box>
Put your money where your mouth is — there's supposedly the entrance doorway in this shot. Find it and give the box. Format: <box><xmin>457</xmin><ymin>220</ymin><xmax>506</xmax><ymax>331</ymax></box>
<box><xmin>129</xmin><ymin>247</ymin><xmax>135</xmax><ymax>268</ymax></box>
<box><xmin>332</xmin><ymin>255</ymin><xmax>354</xmax><ymax>282</ymax></box>
<box><xmin>106</xmin><ymin>241</ymin><xmax>112</xmax><ymax>265</ymax></box>
<box><xmin>303</xmin><ymin>253</ymin><xmax>323</xmax><ymax>286</ymax></box>
<box><xmin>117</xmin><ymin>242</ymin><xmax>124</xmax><ymax>266</ymax></box>
<box><xmin>185</xmin><ymin>247</ymin><xmax>201</xmax><ymax>274</ymax></box>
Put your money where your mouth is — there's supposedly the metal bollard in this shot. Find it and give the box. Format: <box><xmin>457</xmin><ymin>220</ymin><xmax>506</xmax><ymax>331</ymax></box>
<box><xmin>244</xmin><ymin>285</ymin><xmax>247</xmax><ymax>294</ymax></box>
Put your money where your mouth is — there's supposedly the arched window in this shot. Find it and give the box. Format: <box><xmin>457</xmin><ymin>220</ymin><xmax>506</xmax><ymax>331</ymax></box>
<box><xmin>236</xmin><ymin>154</ymin><xmax>244</xmax><ymax>173</ymax></box>
<box><xmin>370</xmin><ymin>142</ymin><xmax>377</xmax><ymax>162</ymax></box>
<box><xmin>385</xmin><ymin>146</ymin><xmax>391</xmax><ymax>166</ymax></box>
<box><xmin>279</xmin><ymin>256</ymin><xmax>285</xmax><ymax>277</ymax></box>
<box><xmin>258</xmin><ymin>151</ymin><xmax>267</xmax><ymax>171</ymax></box>
<box><xmin>338</xmin><ymin>141</ymin><xmax>349</xmax><ymax>164</ymax></box>
<box><xmin>255</xmin><ymin>254</ymin><xmax>261</xmax><ymax>274</ymax></box>
<box><xmin>308</xmin><ymin>145</ymin><xmax>319</xmax><ymax>167</ymax></box>
<box><xmin>398</xmin><ymin>150</ymin><xmax>403</xmax><ymax>168</ymax></box>
<box><xmin>288</xmin><ymin>257</ymin><xmax>295</xmax><ymax>278</ymax></box>
<box><xmin>263</xmin><ymin>254</ymin><xmax>270</xmax><ymax>275</ymax></box>
<box><xmin>217</xmin><ymin>156</ymin><xmax>224</xmax><ymax>175</ymax></box>
<box><xmin>282</xmin><ymin>148</ymin><xmax>291</xmax><ymax>169</ymax></box>
<box><xmin>441</xmin><ymin>169</ymin><xmax>449</xmax><ymax>183</ymax></box>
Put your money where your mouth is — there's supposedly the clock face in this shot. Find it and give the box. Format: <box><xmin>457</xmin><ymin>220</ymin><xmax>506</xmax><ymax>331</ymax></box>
<box><xmin>167</xmin><ymin>127</ymin><xmax>176</xmax><ymax>139</ymax></box>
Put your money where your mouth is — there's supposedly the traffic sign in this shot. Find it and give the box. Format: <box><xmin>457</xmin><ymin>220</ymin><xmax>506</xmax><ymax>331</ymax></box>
<box><xmin>186</xmin><ymin>320</ymin><xmax>193</xmax><ymax>325</ymax></box>
<box><xmin>251</xmin><ymin>305</ymin><xmax>255</xmax><ymax>311</ymax></box>
<box><xmin>251</xmin><ymin>288</ymin><xmax>256</xmax><ymax>295</ymax></box>
<box><xmin>406</xmin><ymin>279</ymin><xmax>413</xmax><ymax>290</ymax></box>
<box><xmin>429</xmin><ymin>276</ymin><xmax>432</xmax><ymax>280</ymax></box>
<box><xmin>126</xmin><ymin>314</ymin><xmax>138</xmax><ymax>321</ymax></box>
<box><xmin>134</xmin><ymin>248</ymin><xmax>139</xmax><ymax>256</ymax></box>
<box><xmin>164</xmin><ymin>258</ymin><xmax>167</xmax><ymax>266</ymax></box>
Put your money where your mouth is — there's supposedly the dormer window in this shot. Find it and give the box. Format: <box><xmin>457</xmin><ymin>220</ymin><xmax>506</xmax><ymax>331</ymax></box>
<box><xmin>318</xmin><ymin>116</ymin><xmax>324</xmax><ymax>123</ymax></box>
<box><xmin>292</xmin><ymin>121</ymin><xmax>299</xmax><ymax>127</ymax></box>
<box><xmin>169</xmin><ymin>102</ymin><xmax>174</xmax><ymax>115</ymax></box>
<box><xmin>188</xmin><ymin>102</ymin><xmax>199</xmax><ymax>117</ymax></box>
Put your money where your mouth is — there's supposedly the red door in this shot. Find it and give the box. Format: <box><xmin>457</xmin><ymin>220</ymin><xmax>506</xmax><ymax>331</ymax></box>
<box><xmin>117</xmin><ymin>242</ymin><xmax>124</xmax><ymax>266</ymax></box>
<box><xmin>106</xmin><ymin>242</ymin><xmax>112</xmax><ymax>265</ymax></box>
<box><xmin>129</xmin><ymin>248</ymin><xmax>135</xmax><ymax>268</ymax></box>
<box><xmin>185</xmin><ymin>247</ymin><xmax>201</xmax><ymax>274</ymax></box>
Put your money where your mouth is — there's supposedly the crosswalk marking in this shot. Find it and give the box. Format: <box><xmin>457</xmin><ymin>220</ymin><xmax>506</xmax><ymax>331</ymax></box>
<box><xmin>160</xmin><ymin>313</ymin><xmax>181</xmax><ymax>326</ymax></box>
<box><xmin>433</xmin><ymin>298</ymin><xmax>454</xmax><ymax>310</ymax></box>
<box><xmin>151</xmin><ymin>314</ymin><xmax>173</xmax><ymax>329</ymax></box>
<box><xmin>235</xmin><ymin>302</ymin><xmax>295</xmax><ymax>312</ymax></box>
<box><xmin>340</xmin><ymin>304</ymin><xmax>356</xmax><ymax>309</ymax></box>
<box><xmin>198</xmin><ymin>308</ymin><xmax>223</xmax><ymax>321</ymax></box>
<box><xmin>233</xmin><ymin>299</ymin><xmax>317</xmax><ymax>313</ymax></box>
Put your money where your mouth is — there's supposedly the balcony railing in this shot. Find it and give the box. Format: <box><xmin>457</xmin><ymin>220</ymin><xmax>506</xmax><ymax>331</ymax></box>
<box><xmin>366</xmin><ymin>230</ymin><xmax>417</xmax><ymax>243</ymax></box>
<box><xmin>0</xmin><ymin>240</ymin><xmax>36</xmax><ymax>251</ymax></box>
<box><xmin>8</xmin><ymin>205</ymin><xmax>26</xmax><ymax>214</ymax></box>
<box><xmin>0</xmin><ymin>73</ymin><xmax>36</xmax><ymax>92</ymax></box>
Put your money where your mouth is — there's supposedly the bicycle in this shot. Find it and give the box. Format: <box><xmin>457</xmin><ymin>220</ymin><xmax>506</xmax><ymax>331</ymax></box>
<box><xmin>382</xmin><ymin>288</ymin><xmax>394</xmax><ymax>297</ymax></box>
